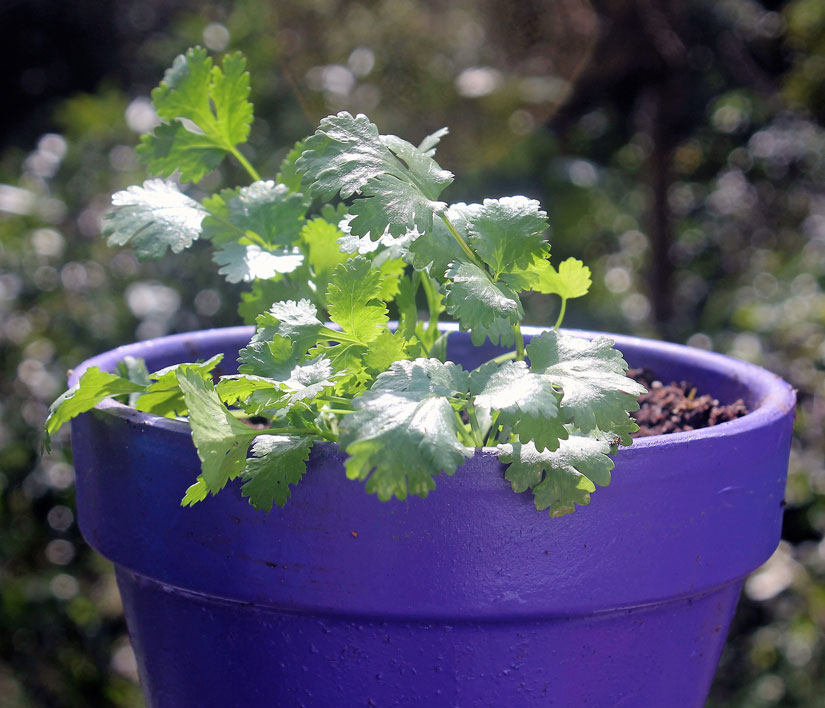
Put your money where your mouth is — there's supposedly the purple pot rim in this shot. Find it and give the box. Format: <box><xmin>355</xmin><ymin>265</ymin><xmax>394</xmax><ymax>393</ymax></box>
<box><xmin>68</xmin><ymin>324</ymin><xmax>796</xmax><ymax>453</ymax></box>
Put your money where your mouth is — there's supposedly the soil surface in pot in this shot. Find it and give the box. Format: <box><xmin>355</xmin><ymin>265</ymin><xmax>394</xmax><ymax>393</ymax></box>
<box><xmin>629</xmin><ymin>368</ymin><xmax>749</xmax><ymax>437</ymax></box>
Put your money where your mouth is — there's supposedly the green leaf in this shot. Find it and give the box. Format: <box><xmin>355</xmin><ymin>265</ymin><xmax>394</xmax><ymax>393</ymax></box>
<box><xmin>407</xmin><ymin>202</ymin><xmax>478</xmax><ymax>277</ymax></box>
<box><xmin>276</xmin><ymin>140</ymin><xmax>308</xmax><ymax>193</ymax></box>
<box><xmin>136</xmin><ymin>122</ymin><xmax>227</xmax><ymax>184</ymax></box>
<box><xmin>241</xmin><ymin>435</ymin><xmax>313</xmax><ymax>511</ymax></box>
<box><xmin>137</xmin><ymin>47</ymin><xmax>254</xmax><ymax>183</ymax></box>
<box><xmin>103</xmin><ymin>179</ymin><xmax>207</xmax><ymax>259</ymax></box>
<box><xmin>471</xmin><ymin>360</ymin><xmax>567</xmax><ymax>452</ymax></box>
<box><xmin>469</xmin><ymin>317</ymin><xmax>516</xmax><ymax>348</ymax></box>
<box><xmin>281</xmin><ymin>356</ymin><xmax>336</xmax><ymax>404</ymax></box>
<box><xmin>115</xmin><ymin>355</ymin><xmax>151</xmax><ymax>406</ymax></box>
<box><xmin>252</xmin><ymin>299</ymin><xmax>323</xmax><ymax>352</ymax></box>
<box><xmin>203</xmin><ymin>181</ymin><xmax>307</xmax><ymax>248</ymax></box>
<box><xmin>340</xmin><ymin>359</ymin><xmax>472</xmax><ymax>501</ymax></box>
<box><xmin>326</xmin><ymin>256</ymin><xmax>387</xmax><ymax>343</ymax></box>
<box><xmin>136</xmin><ymin>354</ymin><xmax>223</xmax><ymax>417</ymax></box>
<box><xmin>444</xmin><ymin>260</ymin><xmax>523</xmax><ymax>331</ymax></box>
<box><xmin>44</xmin><ymin>367</ymin><xmax>146</xmax><ymax>447</ymax></box>
<box><xmin>531</xmin><ymin>257</ymin><xmax>592</xmax><ymax>299</ymax></box>
<box><xmin>238</xmin><ymin>278</ymin><xmax>319</xmax><ymax>325</ymax></box>
<box><xmin>300</xmin><ymin>217</ymin><xmax>350</xmax><ymax>297</ymax></box>
<box><xmin>338</xmin><ymin>214</ymin><xmax>416</xmax><ymax>262</ymax></box>
<box><xmin>176</xmin><ymin>367</ymin><xmax>258</xmax><ymax>493</ymax></box>
<box><xmin>181</xmin><ymin>476</ymin><xmax>208</xmax><ymax>507</ymax></box>
<box><xmin>499</xmin><ymin>254</ymin><xmax>554</xmax><ymax>292</ymax></box>
<box><xmin>417</xmin><ymin>126</ymin><xmax>449</xmax><ymax>157</ymax></box>
<box><xmin>296</xmin><ymin>112</ymin><xmax>453</xmax><ymax>237</ymax></box>
<box><xmin>372</xmin><ymin>357</ymin><xmax>470</xmax><ymax>398</ymax></box>
<box><xmin>213</xmin><ymin>243</ymin><xmax>304</xmax><ymax>283</ymax></box>
<box><xmin>498</xmin><ymin>431</ymin><xmax>614</xmax><ymax>517</ymax></box>
<box><xmin>216</xmin><ymin>375</ymin><xmax>282</xmax><ymax>409</ymax></box>
<box><xmin>362</xmin><ymin>330</ymin><xmax>411</xmax><ymax>374</ymax></box>
<box><xmin>465</xmin><ymin>196</ymin><xmax>548</xmax><ymax>277</ymax></box>
<box><xmin>526</xmin><ymin>330</ymin><xmax>646</xmax><ymax>442</ymax></box>
<box><xmin>238</xmin><ymin>334</ymin><xmax>298</xmax><ymax>379</ymax></box>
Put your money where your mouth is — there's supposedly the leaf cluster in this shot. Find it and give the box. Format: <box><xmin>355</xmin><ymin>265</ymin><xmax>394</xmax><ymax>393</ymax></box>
<box><xmin>47</xmin><ymin>47</ymin><xmax>647</xmax><ymax>517</ymax></box>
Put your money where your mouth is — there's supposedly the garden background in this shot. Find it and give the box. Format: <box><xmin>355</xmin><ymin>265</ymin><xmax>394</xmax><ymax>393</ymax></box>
<box><xmin>1</xmin><ymin>1</ymin><xmax>823</xmax><ymax>705</ymax></box>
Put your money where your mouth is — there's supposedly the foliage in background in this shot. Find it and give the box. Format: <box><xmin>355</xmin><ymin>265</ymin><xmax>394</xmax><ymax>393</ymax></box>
<box><xmin>1</xmin><ymin>0</ymin><xmax>824</xmax><ymax>706</ymax></box>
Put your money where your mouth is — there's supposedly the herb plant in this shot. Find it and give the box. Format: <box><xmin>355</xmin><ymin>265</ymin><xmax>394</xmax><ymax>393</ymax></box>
<box><xmin>45</xmin><ymin>47</ymin><xmax>646</xmax><ymax>517</ymax></box>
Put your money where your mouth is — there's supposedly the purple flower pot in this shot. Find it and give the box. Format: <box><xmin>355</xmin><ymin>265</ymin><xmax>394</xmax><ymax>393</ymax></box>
<box><xmin>70</xmin><ymin>326</ymin><xmax>795</xmax><ymax>708</ymax></box>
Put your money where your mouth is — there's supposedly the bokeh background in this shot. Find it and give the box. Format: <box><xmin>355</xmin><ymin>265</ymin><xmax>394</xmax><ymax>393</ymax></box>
<box><xmin>1</xmin><ymin>0</ymin><xmax>824</xmax><ymax>705</ymax></box>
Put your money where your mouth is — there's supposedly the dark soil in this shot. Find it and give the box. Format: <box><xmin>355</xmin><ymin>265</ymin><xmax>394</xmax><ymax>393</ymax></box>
<box><xmin>628</xmin><ymin>368</ymin><xmax>749</xmax><ymax>438</ymax></box>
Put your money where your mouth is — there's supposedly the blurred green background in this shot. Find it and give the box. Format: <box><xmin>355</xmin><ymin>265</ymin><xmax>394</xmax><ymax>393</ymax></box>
<box><xmin>1</xmin><ymin>0</ymin><xmax>823</xmax><ymax>705</ymax></box>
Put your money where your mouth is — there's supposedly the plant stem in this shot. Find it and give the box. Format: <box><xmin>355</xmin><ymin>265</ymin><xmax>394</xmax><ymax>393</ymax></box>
<box><xmin>440</xmin><ymin>213</ymin><xmax>486</xmax><ymax>272</ymax></box>
<box><xmin>554</xmin><ymin>297</ymin><xmax>568</xmax><ymax>330</ymax></box>
<box><xmin>471</xmin><ymin>350</ymin><xmax>518</xmax><ymax>372</ymax></box>
<box><xmin>514</xmin><ymin>322</ymin><xmax>526</xmax><ymax>361</ymax></box>
<box><xmin>467</xmin><ymin>407</ymin><xmax>485</xmax><ymax>448</ymax></box>
<box><xmin>453</xmin><ymin>410</ymin><xmax>470</xmax><ymax>446</ymax></box>
<box><xmin>230</xmin><ymin>146</ymin><xmax>262</xmax><ymax>182</ymax></box>
<box><xmin>419</xmin><ymin>274</ymin><xmax>441</xmax><ymax>343</ymax></box>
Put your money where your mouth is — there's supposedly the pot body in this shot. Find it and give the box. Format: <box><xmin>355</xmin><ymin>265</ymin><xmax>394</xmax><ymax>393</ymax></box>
<box><xmin>70</xmin><ymin>326</ymin><xmax>795</xmax><ymax>708</ymax></box>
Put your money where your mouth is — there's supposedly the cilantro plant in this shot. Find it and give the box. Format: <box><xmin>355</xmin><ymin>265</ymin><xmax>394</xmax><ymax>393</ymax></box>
<box><xmin>45</xmin><ymin>47</ymin><xmax>646</xmax><ymax>518</ymax></box>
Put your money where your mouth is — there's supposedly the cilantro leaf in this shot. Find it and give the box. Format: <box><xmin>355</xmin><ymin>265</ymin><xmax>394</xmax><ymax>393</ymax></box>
<box><xmin>137</xmin><ymin>47</ymin><xmax>254</xmax><ymax>183</ymax></box>
<box><xmin>238</xmin><ymin>277</ymin><xmax>319</xmax><ymax>325</ymax></box>
<box><xmin>241</xmin><ymin>436</ymin><xmax>313</xmax><ymax>511</ymax></box>
<box><xmin>136</xmin><ymin>354</ymin><xmax>223</xmax><ymax>417</ymax></box>
<box><xmin>238</xmin><ymin>334</ymin><xmax>298</xmax><ymax>379</ymax></box>
<box><xmin>362</xmin><ymin>330</ymin><xmax>411</xmax><ymax>374</ymax></box>
<box><xmin>203</xmin><ymin>181</ymin><xmax>307</xmax><ymax>248</ymax></box>
<box><xmin>526</xmin><ymin>330</ymin><xmax>646</xmax><ymax>441</ymax></box>
<box><xmin>531</xmin><ymin>257</ymin><xmax>592</xmax><ymax>299</ymax></box>
<box><xmin>103</xmin><ymin>179</ymin><xmax>207</xmax><ymax>259</ymax></box>
<box><xmin>465</xmin><ymin>197</ymin><xmax>548</xmax><ymax>278</ymax></box>
<box><xmin>181</xmin><ymin>476</ymin><xmax>209</xmax><ymax>507</ymax></box>
<box><xmin>300</xmin><ymin>217</ymin><xmax>350</xmax><ymax>297</ymax></box>
<box><xmin>326</xmin><ymin>256</ymin><xmax>387</xmax><ymax>343</ymax></box>
<box><xmin>250</xmin><ymin>299</ymin><xmax>323</xmax><ymax>353</ymax></box>
<box><xmin>281</xmin><ymin>356</ymin><xmax>336</xmax><ymax>404</ymax></box>
<box><xmin>407</xmin><ymin>203</ymin><xmax>479</xmax><ymax>277</ymax></box>
<box><xmin>176</xmin><ymin>367</ymin><xmax>258</xmax><ymax>493</ymax></box>
<box><xmin>471</xmin><ymin>360</ymin><xmax>567</xmax><ymax>452</ymax></box>
<box><xmin>444</xmin><ymin>260</ymin><xmax>523</xmax><ymax>331</ymax></box>
<box><xmin>337</xmin><ymin>215</ymin><xmax>416</xmax><ymax>262</ymax></box>
<box><xmin>498</xmin><ymin>430</ymin><xmax>614</xmax><ymax>517</ymax></box>
<box><xmin>44</xmin><ymin>368</ymin><xmax>146</xmax><ymax>449</ymax></box>
<box><xmin>340</xmin><ymin>359</ymin><xmax>472</xmax><ymax>500</ymax></box>
<box><xmin>296</xmin><ymin>112</ymin><xmax>453</xmax><ymax>237</ymax></box>
<box><xmin>216</xmin><ymin>375</ymin><xmax>283</xmax><ymax>409</ymax></box>
<box><xmin>417</xmin><ymin>126</ymin><xmax>449</xmax><ymax>157</ymax></box>
<box><xmin>372</xmin><ymin>357</ymin><xmax>470</xmax><ymax>397</ymax></box>
<box><xmin>276</xmin><ymin>140</ymin><xmax>308</xmax><ymax>193</ymax></box>
<box><xmin>213</xmin><ymin>243</ymin><xmax>304</xmax><ymax>283</ymax></box>
<box><xmin>469</xmin><ymin>317</ymin><xmax>517</xmax><ymax>348</ymax></box>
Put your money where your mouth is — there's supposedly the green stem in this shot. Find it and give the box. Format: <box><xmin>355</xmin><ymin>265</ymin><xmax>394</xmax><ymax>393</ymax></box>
<box><xmin>230</xmin><ymin>146</ymin><xmax>262</xmax><ymax>182</ymax></box>
<box><xmin>467</xmin><ymin>407</ymin><xmax>485</xmax><ymax>448</ymax></box>
<box><xmin>484</xmin><ymin>411</ymin><xmax>502</xmax><ymax>447</ymax></box>
<box><xmin>440</xmin><ymin>213</ymin><xmax>486</xmax><ymax>272</ymax></box>
<box><xmin>419</xmin><ymin>274</ymin><xmax>441</xmax><ymax>342</ymax></box>
<box><xmin>453</xmin><ymin>410</ymin><xmax>475</xmax><ymax>447</ymax></box>
<box><xmin>514</xmin><ymin>322</ymin><xmax>526</xmax><ymax>361</ymax></box>
<box><xmin>554</xmin><ymin>297</ymin><xmax>568</xmax><ymax>330</ymax></box>
<box><xmin>470</xmin><ymin>350</ymin><xmax>517</xmax><ymax>373</ymax></box>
